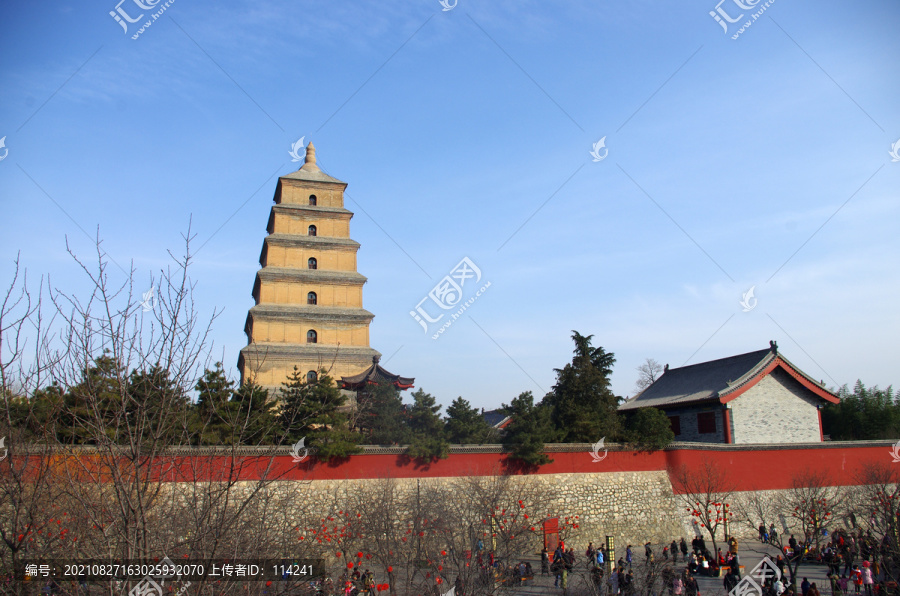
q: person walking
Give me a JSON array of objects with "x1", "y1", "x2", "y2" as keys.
[
  {"x1": 672, "y1": 540, "x2": 679, "y2": 564},
  {"x1": 685, "y1": 574, "x2": 699, "y2": 596},
  {"x1": 645, "y1": 542, "x2": 654, "y2": 563},
  {"x1": 541, "y1": 547, "x2": 550, "y2": 576},
  {"x1": 626, "y1": 545, "x2": 633, "y2": 569},
  {"x1": 680, "y1": 538, "x2": 688, "y2": 561},
  {"x1": 801, "y1": 577, "x2": 810, "y2": 596},
  {"x1": 851, "y1": 566, "x2": 862, "y2": 594},
  {"x1": 862, "y1": 562, "x2": 873, "y2": 596}
]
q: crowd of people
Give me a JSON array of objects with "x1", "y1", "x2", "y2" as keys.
[{"x1": 530, "y1": 527, "x2": 899, "y2": 596}]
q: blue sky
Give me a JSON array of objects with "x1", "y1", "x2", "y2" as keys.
[{"x1": 1, "y1": 0, "x2": 898, "y2": 410}]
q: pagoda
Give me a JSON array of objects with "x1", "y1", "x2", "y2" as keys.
[{"x1": 238, "y1": 143, "x2": 413, "y2": 395}]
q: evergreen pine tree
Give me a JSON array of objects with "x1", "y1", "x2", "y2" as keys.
[
  {"x1": 356, "y1": 381, "x2": 409, "y2": 445},
  {"x1": 444, "y1": 396, "x2": 497, "y2": 444},
  {"x1": 278, "y1": 367, "x2": 361, "y2": 460},
  {"x1": 58, "y1": 353, "x2": 125, "y2": 444},
  {"x1": 407, "y1": 389, "x2": 449, "y2": 461},
  {"x1": 232, "y1": 381, "x2": 277, "y2": 445},
  {"x1": 501, "y1": 391, "x2": 555, "y2": 466},
  {"x1": 624, "y1": 407, "x2": 675, "y2": 451},
  {"x1": 192, "y1": 363, "x2": 237, "y2": 445},
  {"x1": 127, "y1": 364, "x2": 191, "y2": 445}
]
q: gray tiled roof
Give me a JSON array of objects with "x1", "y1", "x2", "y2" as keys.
[{"x1": 618, "y1": 348, "x2": 775, "y2": 410}]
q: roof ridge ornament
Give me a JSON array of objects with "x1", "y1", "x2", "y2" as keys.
[
  {"x1": 300, "y1": 141, "x2": 321, "y2": 172},
  {"x1": 769, "y1": 340, "x2": 778, "y2": 353}
]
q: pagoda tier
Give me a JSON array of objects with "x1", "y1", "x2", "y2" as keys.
[{"x1": 239, "y1": 143, "x2": 383, "y2": 391}]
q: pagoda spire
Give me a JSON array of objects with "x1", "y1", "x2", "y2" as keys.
[{"x1": 299, "y1": 141, "x2": 320, "y2": 172}]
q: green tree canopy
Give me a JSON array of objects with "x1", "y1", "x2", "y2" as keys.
[
  {"x1": 542, "y1": 331, "x2": 621, "y2": 443},
  {"x1": 278, "y1": 367, "x2": 361, "y2": 460},
  {"x1": 191, "y1": 362, "x2": 238, "y2": 445},
  {"x1": 406, "y1": 389, "x2": 449, "y2": 461},
  {"x1": 822, "y1": 381, "x2": 898, "y2": 440},
  {"x1": 501, "y1": 391, "x2": 555, "y2": 466},
  {"x1": 355, "y1": 381, "x2": 409, "y2": 445},
  {"x1": 623, "y1": 407, "x2": 674, "y2": 451},
  {"x1": 444, "y1": 397, "x2": 497, "y2": 444},
  {"x1": 231, "y1": 381, "x2": 277, "y2": 445}
]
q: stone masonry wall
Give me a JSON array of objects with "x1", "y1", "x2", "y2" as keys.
[{"x1": 224, "y1": 470, "x2": 689, "y2": 553}]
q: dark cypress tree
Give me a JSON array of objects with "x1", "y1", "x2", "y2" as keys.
[
  {"x1": 543, "y1": 331, "x2": 621, "y2": 443},
  {"x1": 407, "y1": 389, "x2": 449, "y2": 461}
]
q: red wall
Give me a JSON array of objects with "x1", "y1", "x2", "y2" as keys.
[
  {"x1": 10, "y1": 443, "x2": 889, "y2": 490},
  {"x1": 664, "y1": 444, "x2": 888, "y2": 492}
]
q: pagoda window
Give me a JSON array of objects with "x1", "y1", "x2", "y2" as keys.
[
  {"x1": 307, "y1": 370, "x2": 318, "y2": 383},
  {"x1": 308, "y1": 225, "x2": 317, "y2": 236},
  {"x1": 307, "y1": 330, "x2": 317, "y2": 344},
  {"x1": 307, "y1": 292, "x2": 317, "y2": 305},
  {"x1": 308, "y1": 257, "x2": 317, "y2": 270},
  {"x1": 309, "y1": 194, "x2": 317, "y2": 206}
]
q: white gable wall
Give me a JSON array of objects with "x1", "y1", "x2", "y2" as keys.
[{"x1": 728, "y1": 368, "x2": 822, "y2": 444}]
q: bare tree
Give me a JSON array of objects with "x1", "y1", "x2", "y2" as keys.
[
  {"x1": 0, "y1": 232, "x2": 295, "y2": 595},
  {"x1": 670, "y1": 462, "x2": 736, "y2": 561},
  {"x1": 634, "y1": 358, "x2": 664, "y2": 393},
  {"x1": 852, "y1": 462, "x2": 900, "y2": 587}
]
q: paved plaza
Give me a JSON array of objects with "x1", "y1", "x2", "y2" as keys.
[{"x1": 497, "y1": 541, "x2": 834, "y2": 596}]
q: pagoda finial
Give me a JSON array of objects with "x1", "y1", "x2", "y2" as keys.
[{"x1": 300, "y1": 141, "x2": 320, "y2": 172}]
